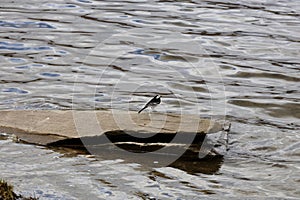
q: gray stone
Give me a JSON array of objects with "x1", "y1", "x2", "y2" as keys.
[{"x1": 0, "y1": 110, "x2": 226, "y2": 146}]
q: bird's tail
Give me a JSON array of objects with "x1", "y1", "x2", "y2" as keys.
[{"x1": 138, "y1": 106, "x2": 147, "y2": 114}]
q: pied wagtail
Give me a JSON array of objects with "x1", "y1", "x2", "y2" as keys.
[{"x1": 138, "y1": 95, "x2": 161, "y2": 114}]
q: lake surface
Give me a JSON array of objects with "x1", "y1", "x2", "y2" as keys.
[{"x1": 0, "y1": 0, "x2": 299, "y2": 199}]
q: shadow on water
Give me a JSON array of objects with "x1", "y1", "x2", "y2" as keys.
[{"x1": 49, "y1": 132, "x2": 224, "y2": 174}]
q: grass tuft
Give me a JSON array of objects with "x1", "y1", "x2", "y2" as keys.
[{"x1": 0, "y1": 179, "x2": 38, "y2": 200}]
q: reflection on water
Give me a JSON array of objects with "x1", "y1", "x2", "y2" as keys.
[
  {"x1": 0, "y1": 137, "x2": 223, "y2": 199},
  {"x1": 0, "y1": 0, "x2": 299, "y2": 198}
]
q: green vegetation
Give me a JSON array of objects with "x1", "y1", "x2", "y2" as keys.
[{"x1": 0, "y1": 179, "x2": 38, "y2": 200}]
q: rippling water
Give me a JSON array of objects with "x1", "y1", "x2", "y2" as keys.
[{"x1": 0, "y1": 0, "x2": 299, "y2": 199}]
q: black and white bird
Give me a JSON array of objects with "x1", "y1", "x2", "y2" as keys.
[{"x1": 138, "y1": 95, "x2": 161, "y2": 114}]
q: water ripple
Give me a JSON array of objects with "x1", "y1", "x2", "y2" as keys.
[
  {"x1": 2, "y1": 87, "x2": 29, "y2": 94},
  {"x1": 0, "y1": 0, "x2": 299, "y2": 198},
  {"x1": 0, "y1": 20, "x2": 55, "y2": 29}
]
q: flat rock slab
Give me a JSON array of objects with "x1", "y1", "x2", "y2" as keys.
[{"x1": 0, "y1": 110, "x2": 226, "y2": 146}]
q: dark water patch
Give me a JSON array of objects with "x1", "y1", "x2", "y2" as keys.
[
  {"x1": 202, "y1": 0, "x2": 265, "y2": 10},
  {"x1": 2, "y1": 87, "x2": 28, "y2": 94},
  {"x1": 15, "y1": 65, "x2": 30, "y2": 69},
  {"x1": 0, "y1": 21, "x2": 55, "y2": 29},
  {"x1": 263, "y1": 8, "x2": 300, "y2": 17},
  {"x1": 109, "y1": 64, "x2": 130, "y2": 72},
  {"x1": 162, "y1": 20, "x2": 199, "y2": 28},
  {"x1": 225, "y1": 115, "x2": 299, "y2": 131},
  {"x1": 0, "y1": 41, "x2": 52, "y2": 51},
  {"x1": 31, "y1": 64, "x2": 44, "y2": 67},
  {"x1": 27, "y1": 17, "x2": 64, "y2": 24},
  {"x1": 64, "y1": 4, "x2": 77, "y2": 8},
  {"x1": 266, "y1": 104, "x2": 300, "y2": 119},
  {"x1": 33, "y1": 46, "x2": 52, "y2": 51},
  {"x1": 183, "y1": 29, "x2": 300, "y2": 43},
  {"x1": 130, "y1": 49, "x2": 161, "y2": 60},
  {"x1": 0, "y1": 78, "x2": 43, "y2": 84},
  {"x1": 160, "y1": 54, "x2": 198, "y2": 62},
  {"x1": 269, "y1": 59, "x2": 300, "y2": 66},
  {"x1": 96, "y1": 178, "x2": 117, "y2": 188},
  {"x1": 203, "y1": 0, "x2": 300, "y2": 18},
  {"x1": 168, "y1": 82, "x2": 209, "y2": 93},
  {"x1": 130, "y1": 48, "x2": 199, "y2": 62},
  {"x1": 0, "y1": 41, "x2": 23, "y2": 47},
  {"x1": 81, "y1": 14, "x2": 139, "y2": 28},
  {"x1": 229, "y1": 99, "x2": 300, "y2": 119},
  {"x1": 57, "y1": 50, "x2": 68, "y2": 55},
  {"x1": 132, "y1": 19, "x2": 155, "y2": 25},
  {"x1": 9, "y1": 57, "x2": 26, "y2": 63},
  {"x1": 229, "y1": 71, "x2": 300, "y2": 82},
  {"x1": 39, "y1": 72, "x2": 61, "y2": 77},
  {"x1": 15, "y1": 64, "x2": 45, "y2": 70},
  {"x1": 0, "y1": 45, "x2": 31, "y2": 51},
  {"x1": 76, "y1": 0, "x2": 92, "y2": 3}
]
